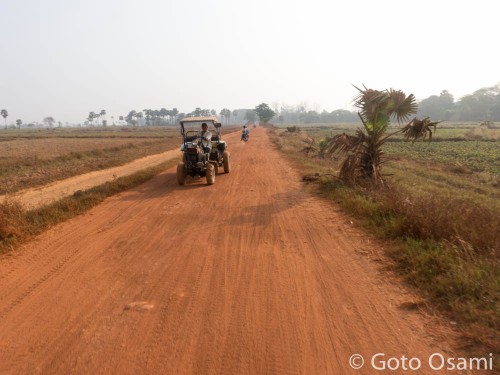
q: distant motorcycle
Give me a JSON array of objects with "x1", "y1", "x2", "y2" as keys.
[{"x1": 241, "y1": 132, "x2": 249, "y2": 142}]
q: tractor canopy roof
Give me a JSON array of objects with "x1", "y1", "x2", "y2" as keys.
[
  {"x1": 179, "y1": 116, "x2": 220, "y2": 126},
  {"x1": 179, "y1": 116, "x2": 222, "y2": 136}
]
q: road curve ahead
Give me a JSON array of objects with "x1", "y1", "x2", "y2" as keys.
[{"x1": 0, "y1": 127, "x2": 462, "y2": 374}]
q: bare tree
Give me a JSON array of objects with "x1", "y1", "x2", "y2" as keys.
[{"x1": 43, "y1": 116, "x2": 55, "y2": 128}]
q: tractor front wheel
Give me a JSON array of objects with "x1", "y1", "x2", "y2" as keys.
[{"x1": 206, "y1": 164, "x2": 215, "y2": 185}]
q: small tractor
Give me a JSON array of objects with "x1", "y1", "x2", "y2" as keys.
[{"x1": 177, "y1": 116, "x2": 231, "y2": 185}]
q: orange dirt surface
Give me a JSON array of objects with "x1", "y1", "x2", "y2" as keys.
[{"x1": 0, "y1": 127, "x2": 470, "y2": 374}]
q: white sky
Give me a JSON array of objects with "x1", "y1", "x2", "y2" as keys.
[{"x1": 0, "y1": 0, "x2": 498, "y2": 124}]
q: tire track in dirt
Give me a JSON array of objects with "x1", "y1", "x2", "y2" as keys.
[{"x1": 0, "y1": 127, "x2": 471, "y2": 374}]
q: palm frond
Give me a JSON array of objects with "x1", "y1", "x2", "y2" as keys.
[
  {"x1": 326, "y1": 131, "x2": 367, "y2": 155},
  {"x1": 402, "y1": 117, "x2": 441, "y2": 143},
  {"x1": 301, "y1": 137, "x2": 318, "y2": 155},
  {"x1": 387, "y1": 89, "x2": 418, "y2": 124},
  {"x1": 338, "y1": 154, "x2": 362, "y2": 183},
  {"x1": 301, "y1": 145, "x2": 318, "y2": 155},
  {"x1": 353, "y1": 86, "x2": 389, "y2": 125}
]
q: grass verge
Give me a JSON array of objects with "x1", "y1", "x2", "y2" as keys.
[
  {"x1": 0, "y1": 159, "x2": 177, "y2": 254},
  {"x1": 268, "y1": 126, "x2": 499, "y2": 360}
]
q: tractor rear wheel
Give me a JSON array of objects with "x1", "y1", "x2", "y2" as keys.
[
  {"x1": 177, "y1": 163, "x2": 186, "y2": 185},
  {"x1": 223, "y1": 151, "x2": 231, "y2": 173}
]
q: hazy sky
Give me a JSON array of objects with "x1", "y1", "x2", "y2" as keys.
[{"x1": 0, "y1": 0, "x2": 498, "y2": 124}]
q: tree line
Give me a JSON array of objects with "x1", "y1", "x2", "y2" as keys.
[
  {"x1": 2, "y1": 83, "x2": 499, "y2": 129},
  {"x1": 270, "y1": 83, "x2": 500, "y2": 124},
  {"x1": 417, "y1": 85, "x2": 500, "y2": 121},
  {"x1": 1, "y1": 109, "x2": 60, "y2": 129},
  {"x1": 122, "y1": 107, "x2": 256, "y2": 126}
]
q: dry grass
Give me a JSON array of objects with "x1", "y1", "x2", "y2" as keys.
[
  {"x1": 1, "y1": 138, "x2": 159, "y2": 159},
  {"x1": 382, "y1": 189, "x2": 499, "y2": 255},
  {"x1": 0, "y1": 127, "x2": 181, "y2": 194},
  {"x1": 0, "y1": 199, "x2": 25, "y2": 244},
  {"x1": 0, "y1": 126, "x2": 173, "y2": 139},
  {"x1": 466, "y1": 126, "x2": 500, "y2": 140}
]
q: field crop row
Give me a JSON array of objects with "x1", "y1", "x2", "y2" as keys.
[{"x1": 383, "y1": 140, "x2": 500, "y2": 174}]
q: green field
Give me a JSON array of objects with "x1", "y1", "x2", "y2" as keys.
[
  {"x1": 383, "y1": 140, "x2": 499, "y2": 174},
  {"x1": 295, "y1": 122, "x2": 500, "y2": 176}
]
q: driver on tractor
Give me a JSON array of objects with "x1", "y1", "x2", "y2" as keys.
[{"x1": 196, "y1": 122, "x2": 212, "y2": 154}]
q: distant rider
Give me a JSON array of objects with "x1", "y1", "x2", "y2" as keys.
[{"x1": 241, "y1": 125, "x2": 249, "y2": 141}]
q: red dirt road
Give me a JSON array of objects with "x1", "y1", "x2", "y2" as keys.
[{"x1": 0, "y1": 127, "x2": 466, "y2": 374}]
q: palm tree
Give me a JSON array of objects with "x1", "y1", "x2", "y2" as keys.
[
  {"x1": 88, "y1": 111, "x2": 96, "y2": 126},
  {"x1": 100, "y1": 109, "x2": 106, "y2": 126},
  {"x1": 327, "y1": 85, "x2": 439, "y2": 186},
  {"x1": 220, "y1": 108, "x2": 231, "y2": 124},
  {"x1": 160, "y1": 108, "x2": 168, "y2": 124},
  {"x1": 1, "y1": 109, "x2": 8, "y2": 129},
  {"x1": 16, "y1": 119, "x2": 22, "y2": 129},
  {"x1": 168, "y1": 110, "x2": 174, "y2": 124}
]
